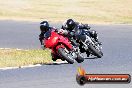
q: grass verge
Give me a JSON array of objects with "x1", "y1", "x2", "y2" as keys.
[
  {"x1": 0, "y1": 48, "x2": 52, "y2": 68},
  {"x1": 0, "y1": 0, "x2": 132, "y2": 24}
]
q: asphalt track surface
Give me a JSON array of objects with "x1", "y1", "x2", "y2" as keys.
[{"x1": 0, "y1": 20, "x2": 132, "y2": 88}]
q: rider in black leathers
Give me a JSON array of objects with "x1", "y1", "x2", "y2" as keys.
[
  {"x1": 39, "y1": 21, "x2": 51, "y2": 48},
  {"x1": 39, "y1": 21, "x2": 58, "y2": 48},
  {"x1": 59, "y1": 19, "x2": 101, "y2": 57},
  {"x1": 39, "y1": 21, "x2": 59, "y2": 61}
]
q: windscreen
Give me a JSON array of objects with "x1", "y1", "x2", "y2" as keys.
[{"x1": 44, "y1": 30, "x2": 51, "y2": 39}]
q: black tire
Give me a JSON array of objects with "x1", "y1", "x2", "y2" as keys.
[
  {"x1": 89, "y1": 43, "x2": 103, "y2": 58},
  {"x1": 58, "y1": 48, "x2": 74, "y2": 64},
  {"x1": 51, "y1": 53, "x2": 59, "y2": 61},
  {"x1": 76, "y1": 54, "x2": 84, "y2": 63}
]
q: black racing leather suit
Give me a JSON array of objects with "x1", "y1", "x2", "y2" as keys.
[
  {"x1": 61, "y1": 22, "x2": 92, "y2": 44},
  {"x1": 61, "y1": 22, "x2": 98, "y2": 55}
]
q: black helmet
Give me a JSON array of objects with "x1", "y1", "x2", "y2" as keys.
[
  {"x1": 65, "y1": 19, "x2": 76, "y2": 30},
  {"x1": 40, "y1": 21, "x2": 49, "y2": 33}
]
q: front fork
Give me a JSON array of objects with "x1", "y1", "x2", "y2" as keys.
[
  {"x1": 65, "y1": 48, "x2": 77, "y2": 60},
  {"x1": 81, "y1": 35, "x2": 93, "y2": 50},
  {"x1": 82, "y1": 35, "x2": 102, "y2": 53}
]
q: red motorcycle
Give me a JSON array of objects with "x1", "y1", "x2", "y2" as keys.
[{"x1": 43, "y1": 29, "x2": 84, "y2": 64}]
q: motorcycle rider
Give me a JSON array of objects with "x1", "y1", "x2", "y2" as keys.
[
  {"x1": 39, "y1": 21, "x2": 50, "y2": 49},
  {"x1": 39, "y1": 21, "x2": 59, "y2": 61},
  {"x1": 59, "y1": 19, "x2": 101, "y2": 57}
]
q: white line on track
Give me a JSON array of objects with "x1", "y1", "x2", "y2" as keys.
[
  {"x1": 0, "y1": 61, "x2": 68, "y2": 70},
  {"x1": 0, "y1": 64, "x2": 42, "y2": 70}
]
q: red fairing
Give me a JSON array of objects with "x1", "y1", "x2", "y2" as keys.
[
  {"x1": 44, "y1": 30, "x2": 73, "y2": 53},
  {"x1": 55, "y1": 35, "x2": 72, "y2": 50},
  {"x1": 44, "y1": 31, "x2": 59, "y2": 48}
]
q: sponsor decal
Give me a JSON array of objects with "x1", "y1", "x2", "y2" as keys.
[{"x1": 76, "y1": 67, "x2": 131, "y2": 85}]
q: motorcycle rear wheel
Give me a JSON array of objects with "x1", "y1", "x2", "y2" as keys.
[{"x1": 76, "y1": 54, "x2": 84, "y2": 63}]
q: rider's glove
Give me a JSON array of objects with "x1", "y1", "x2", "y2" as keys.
[
  {"x1": 58, "y1": 29, "x2": 68, "y2": 35},
  {"x1": 58, "y1": 29, "x2": 64, "y2": 34}
]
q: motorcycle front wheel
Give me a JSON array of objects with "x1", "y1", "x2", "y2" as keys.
[
  {"x1": 58, "y1": 48, "x2": 74, "y2": 64},
  {"x1": 88, "y1": 43, "x2": 103, "y2": 58}
]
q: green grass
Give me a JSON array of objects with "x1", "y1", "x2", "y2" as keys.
[
  {"x1": 0, "y1": 0, "x2": 132, "y2": 24},
  {"x1": 0, "y1": 48, "x2": 52, "y2": 67}
]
